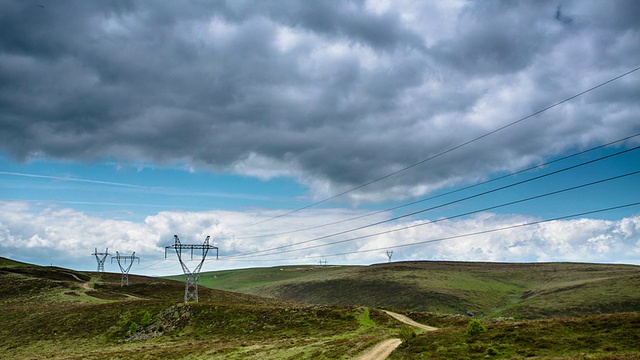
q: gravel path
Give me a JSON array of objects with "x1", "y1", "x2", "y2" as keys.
[
  {"x1": 63, "y1": 272, "x2": 92, "y2": 290},
  {"x1": 382, "y1": 310, "x2": 439, "y2": 331},
  {"x1": 355, "y1": 310, "x2": 438, "y2": 360},
  {"x1": 356, "y1": 338, "x2": 402, "y2": 360}
]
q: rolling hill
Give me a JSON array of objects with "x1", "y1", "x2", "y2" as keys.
[
  {"x1": 190, "y1": 261, "x2": 640, "y2": 319},
  {"x1": 2, "y1": 257, "x2": 640, "y2": 359},
  {"x1": 0, "y1": 258, "x2": 399, "y2": 359}
]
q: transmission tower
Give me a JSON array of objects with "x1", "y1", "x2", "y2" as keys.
[
  {"x1": 111, "y1": 251, "x2": 140, "y2": 286},
  {"x1": 165, "y1": 235, "x2": 218, "y2": 304},
  {"x1": 386, "y1": 250, "x2": 394, "y2": 263},
  {"x1": 319, "y1": 259, "x2": 328, "y2": 277},
  {"x1": 92, "y1": 247, "x2": 110, "y2": 272}
]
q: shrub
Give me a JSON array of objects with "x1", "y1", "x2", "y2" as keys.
[
  {"x1": 141, "y1": 311, "x2": 152, "y2": 326},
  {"x1": 129, "y1": 322, "x2": 138, "y2": 335},
  {"x1": 466, "y1": 319, "x2": 486, "y2": 336},
  {"x1": 486, "y1": 347, "x2": 499, "y2": 356},
  {"x1": 399, "y1": 325, "x2": 417, "y2": 344}
]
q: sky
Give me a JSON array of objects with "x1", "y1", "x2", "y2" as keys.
[{"x1": 1, "y1": 0, "x2": 639, "y2": 276}]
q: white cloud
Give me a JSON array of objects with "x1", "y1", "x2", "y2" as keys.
[
  {"x1": 422, "y1": 215, "x2": 640, "y2": 264},
  {"x1": 1, "y1": 202, "x2": 638, "y2": 275}
]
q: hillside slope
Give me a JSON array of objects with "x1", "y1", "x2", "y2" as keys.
[
  {"x1": 2, "y1": 257, "x2": 640, "y2": 359},
  {"x1": 193, "y1": 261, "x2": 640, "y2": 318},
  {"x1": 0, "y1": 258, "x2": 399, "y2": 359}
]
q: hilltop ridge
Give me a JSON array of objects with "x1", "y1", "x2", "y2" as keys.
[
  {"x1": 2, "y1": 257, "x2": 640, "y2": 359},
  {"x1": 191, "y1": 260, "x2": 640, "y2": 319}
]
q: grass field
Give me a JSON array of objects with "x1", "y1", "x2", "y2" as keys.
[
  {"x1": 0, "y1": 260, "x2": 400, "y2": 359},
  {"x1": 2, "y1": 258, "x2": 640, "y2": 359},
  {"x1": 192, "y1": 261, "x2": 640, "y2": 319},
  {"x1": 389, "y1": 312, "x2": 640, "y2": 359}
]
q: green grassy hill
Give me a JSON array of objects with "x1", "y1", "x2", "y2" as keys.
[
  {"x1": 0, "y1": 258, "x2": 399, "y2": 359},
  {"x1": 191, "y1": 261, "x2": 640, "y2": 319},
  {"x1": 3, "y1": 257, "x2": 640, "y2": 359},
  {"x1": 0, "y1": 256, "x2": 31, "y2": 267},
  {"x1": 389, "y1": 312, "x2": 640, "y2": 359}
]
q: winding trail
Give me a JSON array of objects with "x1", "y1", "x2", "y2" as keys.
[
  {"x1": 63, "y1": 272, "x2": 142, "y2": 299},
  {"x1": 382, "y1": 310, "x2": 439, "y2": 331},
  {"x1": 63, "y1": 272, "x2": 92, "y2": 291},
  {"x1": 356, "y1": 310, "x2": 438, "y2": 360},
  {"x1": 356, "y1": 339, "x2": 402, "y2": 360}
]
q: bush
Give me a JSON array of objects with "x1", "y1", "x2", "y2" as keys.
[
  {"x1": 141, "y1": 311, "x2": 152, "y2": 326},
  {"x1": 129, "y1": 322, "x2": 138, "y2": 335},
  {"x1": 466, "y1": 319, "x2": 486, "y2": 336},
  {"x1": 399, "y1": 325, "x2": 417, "y2": 344}
]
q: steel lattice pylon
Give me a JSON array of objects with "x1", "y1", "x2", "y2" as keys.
[
  {"x1": 92, "y1": 247, "x2": 110, "y2": 272},
  {"x1": 111, "y1": 251, "x2": 140, "y2": 286},
  {"x1": 165, "y1": 235, "x2": 218, "y2": 303}
]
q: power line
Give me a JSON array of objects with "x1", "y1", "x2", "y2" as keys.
[
  {"x1": 134, "y1": 258, "x2": 169, "y2": 271},
  {"x1": 222, "y1": 201, "x2": 640, "y2": 263},
  {"x1": 226, "y1": 145, "x2": 640, "y2": 258},
  {"x1": 229, "y1": 65, "x2": 640, "y2": 232},
  {"x1": 302, "y1": 201, "x2": 640, "y2": 260},
  {"x1": 223, "y1": 133, "x2": 640, "y2": 241},
  {"x1": 224, "y1": 169, "x2": 640, "y2": 259}
]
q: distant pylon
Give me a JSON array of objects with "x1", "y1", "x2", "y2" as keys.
[
  {"x1": 386, "y1": 250, "x2": 393, "y2": 263},
  {"x1": 165, "y1": 235, "x2": 218, "y2": 303},
  {"x1": 319, "y1": 259, "x2": 328, "y2": 277},
  {"x1": 92, "y1": 247, "x2": 110, "y2": 272},
  {"x1": 111, "y1": 251, "x2": 140, "y2": 286}
]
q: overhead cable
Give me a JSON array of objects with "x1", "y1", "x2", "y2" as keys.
[
  {"x1": 229, "y1": 65, "x2": 640, "y2": 232},
  {"x1": 222, "y1": 200, "x2": 640, "y2": 263},
  {"x1": 224, "y1": 169, "x2": 640, "y2": 259},
  {"x1": 225, "y1": 132, "x2": 640, "y2": 241},
  {"x1": 226, "y1": 145, "x2": 640, "y2": 258}
]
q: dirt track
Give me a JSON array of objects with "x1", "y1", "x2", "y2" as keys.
[
  {"x1": 356, "y1": 338, "x2": 402, "y2": 360},
  {"x1": 63, "y1": 272, "x2": 93, "y2": 290},
  {"x1": 382, "y1": 310, "x2": 439, "y2": 331},
  {"x1": 356, "y1": 310, "x2": 438, "y2": 360}
]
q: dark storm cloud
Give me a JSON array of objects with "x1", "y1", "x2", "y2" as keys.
[
  {"x1": 256, "y1": 0, "x2": 426, "y2": 50},
  {"x1": 555, "y1": 6, "x2": 573, "y2": 25},
  {"x1": 1, "y1": 0, "x2": 639, "y2": 202}
]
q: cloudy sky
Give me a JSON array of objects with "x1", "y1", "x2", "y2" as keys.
[{"x1": 1, "y1": 0, "x2": 639, "y2": 276}]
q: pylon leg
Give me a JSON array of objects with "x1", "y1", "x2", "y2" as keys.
[{"x1": 184, "y1": 274, "x2": 199, "y2": 303}]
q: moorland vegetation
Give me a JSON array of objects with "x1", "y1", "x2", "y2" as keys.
[{"x1": 2, "y1": 257, "x2": 639, "y2": 359}]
